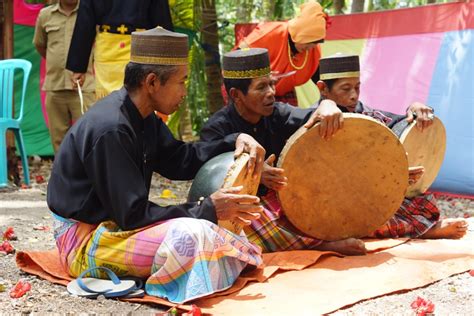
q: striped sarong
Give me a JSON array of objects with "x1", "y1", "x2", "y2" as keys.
[
  {"x1": 52, "y1": 214, "x2": 262, "y2": 303},
  {"x1": 245, "y1": 191, "x2": 440, "y2": 251}
]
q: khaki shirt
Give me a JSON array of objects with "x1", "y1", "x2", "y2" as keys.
[{"x1": 33, "y1": 2, "x2": 94, "y2": 92}]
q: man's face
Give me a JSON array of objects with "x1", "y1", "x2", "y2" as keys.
[
  {"x1": 151, "y1": 65, "x2": 188, "y2": 115},
  {"x1": 321, "y1": 77, "x2": 360, "y2": 112},
  {"x1": 234, "y1": 75, "x2": 276, "y2": 121}
]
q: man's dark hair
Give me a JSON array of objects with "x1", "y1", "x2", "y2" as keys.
[
  {"x1": 223, "y1": 78, "x2": 252, "y2": 101},
  {"x1": 124, "y1": 62, "x2": 178, "y2": 91},
  {"x1": 322, "y1": 79, "x2": 337, "y2": 91}
]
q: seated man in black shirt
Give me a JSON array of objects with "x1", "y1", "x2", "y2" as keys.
[
  {"x1": 200, "y1": 49, "x2": 467, "y2": 257},
  {"x1": 47, "y1": 28, "x2": 266, "y2": 304}
]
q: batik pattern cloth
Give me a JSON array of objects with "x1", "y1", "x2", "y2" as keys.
[{"x1": 52, "y1": 214, "x2": 263, "y2": 303}]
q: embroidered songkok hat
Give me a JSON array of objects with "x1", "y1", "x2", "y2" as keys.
[
  {"x1": 319, "y1": 53, "x2": 360, "y2": 80},
  {"x1": 130, "y1": 27, "x2": 188, "y2": 65},
  {"x1": 222, "y1": 48, "x2": 271, "y2": 79}
]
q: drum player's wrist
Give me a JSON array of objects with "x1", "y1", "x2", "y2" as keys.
[{"x1": 195, "y1": 196, "x2": 218, "y2": 224}]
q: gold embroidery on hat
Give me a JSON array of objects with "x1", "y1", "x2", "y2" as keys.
[
  {"x1": 130, "y1": 55, "x2": 188, "y2": 65},
  {"x1": 320, "y1": 71, "x2": 360, "y2": 80},
  {"x1": 222, "y1": 66, "x2": 271, "y2": 79}
]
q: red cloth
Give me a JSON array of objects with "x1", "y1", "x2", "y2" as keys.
[{"x1": 236, "y1": 22, "x2": 321, "y2": 99}]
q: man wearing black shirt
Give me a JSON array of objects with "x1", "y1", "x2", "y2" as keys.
[
  {"x1": 201, "y1": 50, "x2": 467, "y2": 257},
  {"x1": 48, "y1": 28, "x2": 266, "y2": 303}
]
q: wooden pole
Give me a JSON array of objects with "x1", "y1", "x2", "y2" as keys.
[{"x1": 2, "y1": 0, "x2": 20, "y2": 185}]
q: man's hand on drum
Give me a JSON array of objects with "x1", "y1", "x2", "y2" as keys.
[
  {"x1": 235, "y1": 133, "x2": 266, "y2": 179},
  {"x1": 261, "y1": 154, "x2": 287, "y2": 191},
  {"x1": 71, "y1": 72, "x2": 86, "y2": 89},
  {"x1": 408, "y1": 165, "x2": 425, "y2": 185},
  {"x1": 304, "y1": 99, "x2": 344, "y2": 139},
  {"x1": 406, "y1": 102, "x2": 435, "y2": 132},
  {"x1": 210, "y1": 186, "x2": 263, "y2": 226}
]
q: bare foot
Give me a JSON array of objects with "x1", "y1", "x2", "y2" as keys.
[
  {"x1": 316, "y1": 238, "x2": 367, "y2": 256},
  {"x1": 421, "y1": 218, "x2": 468, "y2": 239}
]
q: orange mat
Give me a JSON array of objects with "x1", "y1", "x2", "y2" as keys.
[{"x1": 16, "y1": 237, "x2": 473, "y2": 314}]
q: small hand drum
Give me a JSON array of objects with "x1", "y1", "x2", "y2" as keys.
[
  {"x1": 277, "y1": 113, "x2": 409, "y2": 241},
  {"x1": 188, "y1": 152, "x2": 261, "y2": 234},
  {"x1": 392, "y1": 117, "x2": 446, "y2": 198}
]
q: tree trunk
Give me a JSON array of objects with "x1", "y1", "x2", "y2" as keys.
[
  {"x1": 426, "y1": 0, "x2": 437, "y2": 4},
  {"x1": 201, "y1": 0, "x2": 223, "y2": 115},
  {"x1": 333, "y1": 0, "x2": 345, "y2": 15},
  {"x1": 351, "y1": 0, "x2": 365, "y2": 13}
]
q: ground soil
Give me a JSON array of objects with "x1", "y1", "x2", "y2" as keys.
[{"x1": 0, "y1": 159, "x2": 473, "y2": 315}]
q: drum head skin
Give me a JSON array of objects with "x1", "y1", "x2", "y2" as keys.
[
  {"x1": 277, "y1": 113, "x2": 409, "y2": 241},
  {"x1": 397, "y1": 117, "x2": 446, "y2": 198},
  {"x1": 188, "y1": 152, "x2": 260, "y2": 234}
]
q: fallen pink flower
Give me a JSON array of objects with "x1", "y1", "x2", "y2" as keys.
[
  {"x1": 9, "y1": 280, "x2": 31, "y2": 298},
  {"x1": 3, "y1": 227, "x2": 17, "y2": 241},
  {"x1": 411, "y1": 296, "x2": 435, "y2": 316},
  {"x1": 33, "y1": 225, "x2": 50, "y2": 231},
  {"x1": 35, "y1": 175, "x2": 45, "y2": 184},
  {"x1": 0, "y1": 241, "x2": 15, "y2": 254}
]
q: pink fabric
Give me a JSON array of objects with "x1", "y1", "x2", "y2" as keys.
[
  {"x1": 360, "y1": 33, "x2": 444, "y2": 114},
  {"x1": 13, "y1": 0, "x2": 43, "y2": 27}
]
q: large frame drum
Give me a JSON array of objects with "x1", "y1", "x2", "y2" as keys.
[
  {"x1": 277, "y1": 113, "x2": 409, "y2": 241},
  {"x1": 188, "y1": 152, "x2": 261, "y2": 234},
  {"x1": 392, "y1": 117, "x2": 446, "y2": 198}
]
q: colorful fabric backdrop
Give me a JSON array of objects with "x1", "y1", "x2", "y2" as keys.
[
  {"x1": 13, "y1": 0, "x2": 52, "y2": 155},
  {"x1": 236, "y1": 2, "x2": 474, "y2": 196}
]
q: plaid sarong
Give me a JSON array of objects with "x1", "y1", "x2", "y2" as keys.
[
  {"x1": 52, "y1": 214, "x2": 262, "y2": 303},
  {"x1": 245, "y1": 190, "x2": 323, "y2": 253},
  {"x1": 246, "y1": 191, "x2": 440, "y2": 251},
  {"x1": 370, "y1": 193, "x2": 440, "y2": 238}
]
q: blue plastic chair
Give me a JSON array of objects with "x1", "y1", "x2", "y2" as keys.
[{"x1": 0, "y1": 59, "x2": 31, "y2": 187}]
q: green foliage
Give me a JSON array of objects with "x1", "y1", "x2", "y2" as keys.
[
  {"x1": 167, "y1": 0, "x2": 209, "y2": 137},
  {"x1": 186, "y1": 36, "x2": 210, "y2": 135},
  {"x1": 169, "y1": 0, "x2": 198, "y2": 31}
]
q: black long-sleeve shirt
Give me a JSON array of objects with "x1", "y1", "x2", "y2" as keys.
[
  {"x1": 201, "y1": 102, "x2": 314, "y2": 160},
  {"x1": 47, "y1": 88, "x2": 239, "y2": 230},
  {"x1": 66, "y1": 0, "x2": 173, "y2": 73},
  {"x1": 200, "y1": 101, "x2": 406, "y2": 195}
]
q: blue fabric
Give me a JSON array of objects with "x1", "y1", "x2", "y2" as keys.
[{"x1": 427, "y1": 30, "x2": 474, "y2": 195}]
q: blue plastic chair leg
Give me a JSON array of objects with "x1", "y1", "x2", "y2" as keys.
[
  {"x1": 0, "y1": 129, "x2": 8, "y2": 187},
  {"x1": 14, "y1": 129, "x2": 30, "y2": 185}
]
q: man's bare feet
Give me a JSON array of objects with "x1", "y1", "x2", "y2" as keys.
[
  {"x1": 421, "y1": 218, "x2": 468, "y2": 239},
  {"x1": 316, "y1": 238, "x2": 367, "y2": 256}
]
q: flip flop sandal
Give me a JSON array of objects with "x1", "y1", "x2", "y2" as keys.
[{"x1": 67, "y1": 266, "x2": 137, "y2": 298}]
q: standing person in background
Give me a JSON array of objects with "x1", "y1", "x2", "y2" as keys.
[
  {"x1": 33, "y1": 0, "x2": 95, "y2": 153},
  {"x1": 66, "y1": 0, "x2": 173, "y2": 99},
  {"x1": 236, "y1": 0, "x2": 327, "y2": 106}
]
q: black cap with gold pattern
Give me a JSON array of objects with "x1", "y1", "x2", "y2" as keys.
[
  {"x1": 222, "y1": 48, "x2": 271, "y2": 79},
  {"x1": 319, "y1": 53, "x2": 360, "y2": 80},
  {"x1": 130, "y1": 27, "x2": 188, "y2": 65}
]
